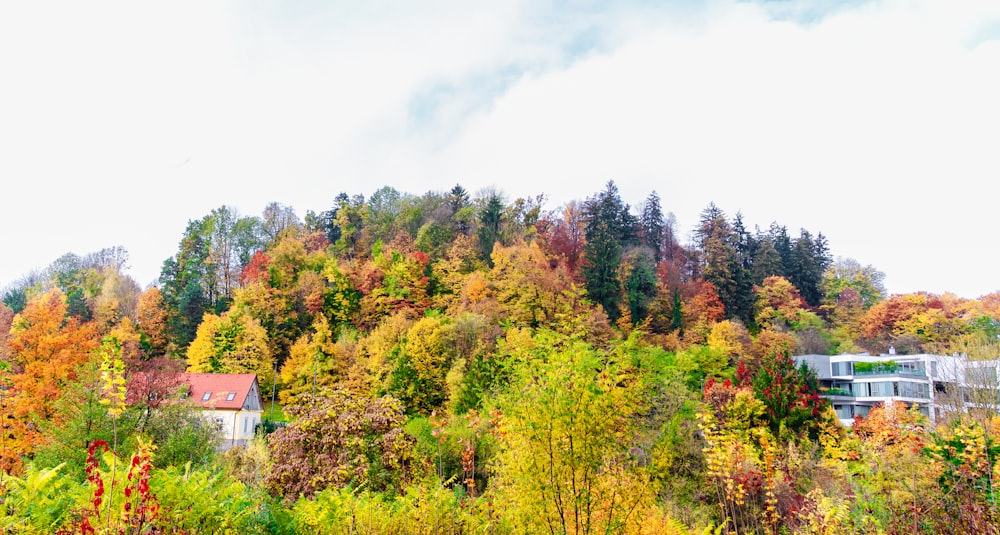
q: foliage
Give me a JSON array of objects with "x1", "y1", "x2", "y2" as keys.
[
  {"x1": 583, "y1": 180, "x2": 637, "y2": 321},
  {"x1": 6, "y1": 289, "x2": 100, "y2": 457},
  {"x1": 738, "y1": 350, "x2": 827, "y2": 438},
  {"x1": 265, "y1": 390, "x2": 415, "y2": 500},
  {"x1": 186, "y1": 311, "x2": 274, "y2": 388},
  {"x1": 851, "y1": 360, "x2": 897, "y2": 374},
  {"x1": 490, "y1": 330, "x2": 651, "y2": 533},
  {"x1": 7, "y1": 184, "x2": 1000, "y2": 534}
]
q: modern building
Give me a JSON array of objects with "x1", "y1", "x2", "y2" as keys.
[{"x1": 794, "y1": 350, "x2": 1000, "y2": 426}]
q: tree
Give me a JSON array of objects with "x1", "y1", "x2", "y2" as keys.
[
  {"x1": 681, "y1": 281, "x2": 726, "y2": 343},
  {"x1": 491, "y1": 331, "x2": 649, "y2": 533},
  {"x1": 694, "y1": 204, "x2": 749, "y2": 323},
  {"x1": 488, "y1": 242, "x2": 575, "y2": 329},
  {"x1": 786, "y1": 230, "x2": 831, "y2": 308},
  {"x1": 6, "y1": 289, "x2": 99, "y2": 449},
  {"x1": 159, "y1": 219, "x2": 213, "y2": 349},
  {"x1": 477, "y1": 193, "x2": 505, "y2": 265},
  {"x1": 582, "y1": 181, "x2": 637, "y2": 321},
  {"x1": 91, "y1": 267, "x2": 142, "y2": 333},
  {"x1": 385, "y1": 315, "x2": 453, "y2": 415},
  {"x1": 186, "y1": 312, "x2": 274, "y2": 388},
  {"x1": 0, "y1": 303, "x2": 13, "y2": 361},
  {"x1": 821, "y1": 257, "x2": 886, "y2": 310},
  {"x1": 448, "y1": 184, "x2": 474, "y2": 235},
  {"x1": 265, "y1": 390, "x2": 415, "y2": 499},
  {"x1": 751, "y1": 235, "x2": 784, "y2": 285},
  {"x1": 622, "y1": 247, "x2": 658, "y2": 325},
  {"x1": 537, "y1": 201, "x2": 587, "y2": 279},
  {"x1": 278, "y1": 315, "x2": 355, "y2": 407},
  {"x1": 261, "y1": 202, "x2": 301, "y2": 245},
  {"x1": 205, "y1": 206, "x2": 263, "y2": 302},
  {"x1": 136, "y1": 288, "x2": 168, "y2": 357},
  {"x1": 639, "y1": 191, "x2": 666, "y2": 263},
  {"x1": 706, "y1": 320, "x2": 751, "y2": 361},
  {"x1": 753, "y1": 276, "x2": 822, "y2": 332},
  {"x1": 738, "y1": 350, "x2": 826, "y2": 437}
]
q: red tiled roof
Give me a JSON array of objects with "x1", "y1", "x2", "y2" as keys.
[{"x1": 183, "y1": 373, "x2": 258, "y2": 410}]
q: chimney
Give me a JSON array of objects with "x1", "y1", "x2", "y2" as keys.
[{"x1": 888, "y1": 346, "x2": 896, "y2": 355}]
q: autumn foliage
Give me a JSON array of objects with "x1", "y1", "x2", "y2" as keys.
[{"x1": 3, "y1": 183, "x2": 1000, "y2": 534}]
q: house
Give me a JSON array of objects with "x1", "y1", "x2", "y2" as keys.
[
  {"x1": 795, "y1": 350, "x2": 1000, "y2": 426},
  {"x1": 182, "y1": 373, "x2": 264, "y2": 449}
]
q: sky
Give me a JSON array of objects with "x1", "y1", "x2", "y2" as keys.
[{"x1": 1, "y1": 0, "x2": 998, "y2": 298}]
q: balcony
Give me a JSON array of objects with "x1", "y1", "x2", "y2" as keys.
[{"x1": 851, "y1": 360, "x2": 926, "y2": 378}]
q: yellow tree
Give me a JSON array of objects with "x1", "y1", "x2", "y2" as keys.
[
  {"x1": 384, "y1": 315, "x2": 452, "y2": 415},
  {"x1": 754, "y1": 276, "x2": 822, "y2": 332},
  {"x1": 186, "y1": 311, "x2": 273, "y2": 388},
  {"x1": 491, "y1": 330, "x2": 651, "y2": 534},
  {"x1": 488, "y1": 242, "x2": 574, "y2": 328},
  {"x1": 706, "y1": 320, "x2": 751, "y2": 362},
  {"x1": 278, "y1": 315, "x2": 357, "y2": 406}
]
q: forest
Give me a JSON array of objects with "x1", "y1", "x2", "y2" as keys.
[{"x1": 1, "y1": 180, "x2": 999, "y2": 534}]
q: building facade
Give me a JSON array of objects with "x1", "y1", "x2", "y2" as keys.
[{"x1": 794, "y1": 351, "x2": 1000, "y2": 426}]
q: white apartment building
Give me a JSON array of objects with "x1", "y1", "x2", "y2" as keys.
[{"x1": 794, "y1": 350, "x2": 1000, "y2": 426}]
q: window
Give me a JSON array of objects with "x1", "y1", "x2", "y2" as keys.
[
  {"x1": 831, "y1": 362, "x2": 852, "y2": 376},
  {"x1": 226, "y1": 392, "x2": 236, "y2": 402},
  {"x1": 202, "y1": 392, "x2": 212, "y2": 401}
]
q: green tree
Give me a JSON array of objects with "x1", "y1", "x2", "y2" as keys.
[
  {"x1": 787, "y1": 229, "x2": 831, "y2": 307},
  {"x1": 640, "y1": 191, "x2": 666, "y2": 263},
  {"x1": 821, "y1": 257, "x2": 886, "y2": 310},
  {"x1": 385, "y1": 315, "x2": 453, "y2": 415},
  {"x1": 583, "y1": 180, "x2": 637, "y2": 321},
  {"x1": 623, "y1": 247, "x2": 658, "y2": 324},
  {"x1": 694, "y1": 203, "x2": 742, "y2": 322},
  {"x1": 477, "y1": 193, "x2": 504, "y2": 265}
]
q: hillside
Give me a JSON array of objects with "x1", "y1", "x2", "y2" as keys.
[{"x1": 1, "y1": 180, "x2": 999, "y2": 533}]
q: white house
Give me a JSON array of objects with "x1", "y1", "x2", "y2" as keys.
[{"x1": 182, "y1": 373, "x2": 264, "y2": 448}]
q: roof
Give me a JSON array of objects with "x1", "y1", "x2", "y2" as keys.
[{"x1": 182, "y1": 373, "x2": 258, "y2": 410}]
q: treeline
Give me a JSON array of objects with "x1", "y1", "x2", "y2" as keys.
[{"x1": 2, "y1": 180, "x2": 1000, "y2": 533}]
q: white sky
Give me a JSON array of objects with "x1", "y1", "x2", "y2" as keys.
[{"x1": 1, "y1": 0, "x2": 998, "y2": 298}]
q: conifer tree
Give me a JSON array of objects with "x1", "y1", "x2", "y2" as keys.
[
  {"x1": 639, "y1": 191, "x2": 665, "y2": 263},
  {"x1": 582, "y1": 181, "x2": 637, "y2": 321}
]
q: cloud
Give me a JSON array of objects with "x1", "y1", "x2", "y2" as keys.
[{"x1": 1, "y1": 0, "x2": 998, "y2": 299}]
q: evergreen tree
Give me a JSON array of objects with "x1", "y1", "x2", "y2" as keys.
[
  {"x1": 477, "y1": 193, "x2": 504, "y2": 265},
  {"x1": 730, "y1": 213, "x2": 756, "y2": 324},
  {"x1": 769, "y1": 223, "x2": 793, "y2": 276},
  {"x1": 751, "y1": 235, "x2": 784, "y2": 284},
  {"x1": 787, "y1": 230, "x2": 830, "y2": 307},
  {"x1": 159, "y1": 219, "x2": 213, "y2": 351},
  {"x1": 582, "y1": 181, "x2": 636, "y2": 321},
  {"x1": 623, "y1": 248, "x2": 658, "y2": 324},
  {"x1": 639, "y1": 191, "x2": 665, "y2": 263},
  {"x1": 694, "y1": 203, "x2": 740, "y2": 321}
]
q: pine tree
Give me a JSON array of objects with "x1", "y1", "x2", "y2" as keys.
[
  {"x1": 477, "y1": 194, "x2": 504, "y2": 265},
  {"x1": 694, "y1": 203, "x2": 740, "y2": 321},
  {"x1": 583, "y1": 181, "x2": 637, "y2": 321},
  {"x1": 639, "y1": 191, "x2": 665, "y2": 263}
]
